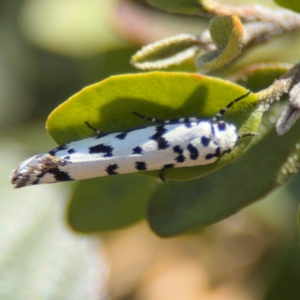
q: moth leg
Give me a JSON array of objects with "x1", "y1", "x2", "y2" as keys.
[
  {"x1": 158, "y1": 164, "x2": 175, "y2": 182},
  {"x1": 158, "y1": 168, "x2": 166, "y2": 182},
  {"x1": 85, "y1": 121, "x2": 107, "y2": 138}
]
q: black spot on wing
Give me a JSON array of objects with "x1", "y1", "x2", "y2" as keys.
[
  {"x1": 201, "y1": 136, "x2": 211, "y2": 147},
  {"x1": 205, "y1": 147, "x2": 221, "y2": 160},
  {"x1": 214, "y1": 146, "x2": 221, "y2": 157},
  {"x1": 151, "y1": 126, "x2": 169, "y2": 150},
  {"x1": 115, "y1": 132, "x2": 127, "y2": 140},
  {"x1": 184, "y1": 118, "x2": 192, "y2": 128},
  {"x1": 135, "y1": 161, "x2": 147, "y2": 171},
  {"x1": 48, "y1": 168, "x2": 73, "y2": 182},
  {"x1": 223, "y1": 148, "x2": 232, "y2": 154},
  {"x1": 173, "y1": 145, "x2": 185, "y2": 163},
  {"x1": 49, "y1": 144, "x2": 68, "y2": 156},
  {"x1": 173, "y1": 145, "x2": 182, "y2": 154},
  {"x1": 68, "y1": 149, "x2": 76, "y2": 154},
  {"x1": 132, "y1": 146, "x2": 143, "y2": 155},
  {"x1": 89, "y1": 143, "x2": 113, "y2": 157},
  {"x1": 187, "y1": 143, "x2": 199, "y2": 160},
  {"x1": 217, "y1": 122, "x2": 227, "y2": 131},
  {"x1": 175, "y1": 155, "x2": 185, "y2": 163},
  {"x1": 205, "y1": 153, "x2": 213, "y2": 160},
  {"x1": 157, "y1": 138, "x2": 169, "y2": 150},
  {"x1": 105, "y1": 164, "x2": 119, "y2": 175},
  {"x1": 58, "y1": 144, "x2": 68, "y2": 151}
]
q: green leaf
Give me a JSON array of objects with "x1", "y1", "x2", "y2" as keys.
[
  {"x1": 146, "y1": 0, "x2": 204, "y2": 15},
  {"x1": 273, "y1": 0, "x2": 300, "y2": 13},
  {"x1": 68, "y1": 174, "x2": 157, "y2": 232},
  {"x1": 196, "y1": 15, "x2": 244, "y2": 71},
  {"x1": 229, "y1": 62, "x2": 292, "y2": 92},
  {"x1": 47, "y1": 72, "x2": 261, "y2": 182},
  {"x1": 148, "y1": 101, "x2": 300, "y2": 236},
  {"x1": 146, "y1": 65, "x2": 299, "y2": 237},
  {"x1": 263, "y1": 235, "x2": 300, "y2": 300},
  {"x1": 297, "y1": 205, "x2": 300, "y2": 233},
  {"x1": 147, "y1": 78, "x2": 300, "y2": 237},
  {"x1": 131, "y1": 34, "x2": 201, "y2": 70}
]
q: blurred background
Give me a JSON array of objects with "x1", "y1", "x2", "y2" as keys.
[{"x1": 1, "y1": 0, "x2": 300, "y2": 299}]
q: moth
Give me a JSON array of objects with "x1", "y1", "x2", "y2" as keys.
[{"x1": 11, "y1": 91, "x2": 255, "y2": 188}]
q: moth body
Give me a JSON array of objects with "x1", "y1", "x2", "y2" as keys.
[{"x1": 11, "y1": 91, "x2": 253, "y2": 188}]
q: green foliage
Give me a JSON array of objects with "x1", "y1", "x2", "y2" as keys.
[
  {"x1": 6, "y1": 1, "x2": 300, "y2": 299},
  {"x1": 45, "y1": 0, "x2": 300, "y2": 234},
  {"x1": 59, "y1": 62, "x2": 300, "y2": 236},
  {"x1": 8, "y1": 0, "x2": 300, "y2": 237},
  {"x1": 196, "y1": 15, "x2": 244, "y2": 71}
]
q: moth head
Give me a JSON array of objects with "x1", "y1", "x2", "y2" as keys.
[{"x1": 214, "y1": 122, "x2": 239, "y2": 154}]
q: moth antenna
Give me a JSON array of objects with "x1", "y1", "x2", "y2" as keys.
[
  {"x1": 132, "y1": 112, "x2": 166, "y2": 124},
  {"x1": 85, "y1": 121, "x2": 106, "y2": 137},
  {"x1": 211, "y1": 91, "x2": 251, "y2": 122}
]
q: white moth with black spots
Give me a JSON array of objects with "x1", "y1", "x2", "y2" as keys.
[{"x1": 11, "y1": 91, "x2": 255, "y2": 188}]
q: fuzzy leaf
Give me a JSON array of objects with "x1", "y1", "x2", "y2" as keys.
[
  {"x1": 196, "y1": 15, "x2": 244, "y2": 71},
  {"x1": 47, "y1": 72, "x2": 260, "y2": 182},
  {"x1": 273, "y1": 0, "x2": 300, "y2": 13},
  {"x1": 68, "y1": 174, "x2": 157, "y2": 232},
  {"x1": 130, "y1": 34, "x2": 201, "y2": 70},
  {"x1": 229, "y1": 62, "x2": 292, "y2": 92}
]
